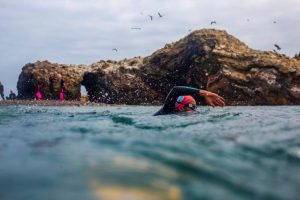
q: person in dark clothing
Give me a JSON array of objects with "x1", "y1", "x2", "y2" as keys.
[
  {"x1": 154, "y1": 86, "x2": 225, "y2": 116},
  {"x1": 60, "y1": 79, "x2": 65, "y2": 91},
  {"x1": 0, "y1": 81, "x2": 4, "y2": 100},
  {"x1": 59, "y1": 78, "x2": 65, "y2": 100},
  {"x1": 49, "y1": 73, "x2": 55, "y2": 99},
  {"x1": 6, "y1": 90, "x2": 17, "y2": 100}
]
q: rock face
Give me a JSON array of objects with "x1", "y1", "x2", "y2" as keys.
[
  {"x1": 17, "y1": 29, "x2": 300, "y2": 105},
  {"x1": 141, "y1": 29, "x2": 300, "y2": 105},
  {"x1": 17, "y1": 61, "x2": 87, "y2": 100},
  {"x1": 81, "y1": 58, "x2": 162, "y2": 104}
]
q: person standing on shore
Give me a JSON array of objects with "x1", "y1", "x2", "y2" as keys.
[
  {"x1": 0, "y1": 81, "x2": 5, "y2": 100},
  {"x1": 59, "y1": 76, "x2": 65, "y2": 101},
  {"x1": 35, "y1": 77, "x2": 43, "y2": 100},
  {"x1": 49, "y1": 72, "x2": 55, "y2": 99},
  {"x1": 6, "y1": 90, "x2": 17, "y2": 100}
]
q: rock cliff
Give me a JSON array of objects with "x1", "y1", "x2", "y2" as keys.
[
  {"x1": 17, "y1": 29, "x2": 300, "y2": 105},
  {"x1": 81, "y1": 58, "x2": 162, "y2": 104},
  {"x1": 17, "y1": 60, "x2": 87, "y2": 100},
  {"x1": 141, "y1": 29, "x2": 300, "y2": 105}
]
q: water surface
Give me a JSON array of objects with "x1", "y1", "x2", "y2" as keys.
[{"x1": 0, "y1": 106, "x2": 300, "y2": 200}]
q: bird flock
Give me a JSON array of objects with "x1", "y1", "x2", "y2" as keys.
[
  {"x1": 112, "y1": 12, "x2": 164, "y2": 52},
  {"x1": 112, "y1": 13, "x2": 282, "y2": 53},
  {"x1": 208, "y1": 20, "x2": 281, "y2": 52}
]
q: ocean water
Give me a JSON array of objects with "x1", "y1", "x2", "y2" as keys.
[{"x1": 0, "y1": 106, "x2": 300, "y2": 200}]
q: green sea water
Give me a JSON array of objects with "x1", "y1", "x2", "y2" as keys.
[{"x1": 0, "y1": 106, "x2": 300, "y2": 200}]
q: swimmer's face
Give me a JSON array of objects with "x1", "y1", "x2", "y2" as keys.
[
  {"x1": 178, "y1": 103, "x2": 197, "y2": 112},
  {"x1": 175, "y1": 96, "x2": 197, "y2": 112}
]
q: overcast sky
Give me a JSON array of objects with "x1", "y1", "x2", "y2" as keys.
[{"x1": 0, "y1": 0, "x2": 300, "y2": 95}]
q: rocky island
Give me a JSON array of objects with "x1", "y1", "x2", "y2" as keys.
[{"x1": 16, "y1": 29, "x2": 300, "y2": 105}]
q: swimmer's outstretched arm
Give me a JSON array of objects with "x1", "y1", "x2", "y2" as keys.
[{"x1": 199, "y1": 90, "x2": 225, "y2": 107}]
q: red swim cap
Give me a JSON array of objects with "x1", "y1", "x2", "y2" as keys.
[{"x1": 175, "y1": 95, "x2": 196, "y2": 111}]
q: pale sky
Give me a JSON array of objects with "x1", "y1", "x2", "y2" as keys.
[{"x1": 0, "y1": 0, "x2": 299, "y2": 96}]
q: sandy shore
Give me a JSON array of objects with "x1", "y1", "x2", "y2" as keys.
[{"x1": 0, "y1": 100, "x2": 110, "y2": 107}]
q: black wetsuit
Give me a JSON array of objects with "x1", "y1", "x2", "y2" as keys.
[
  {"x1": 49, "y1": 77, "x2": 54, "y2": 98},
  {"x1": 60, "y1": 80, "x2": 65, "y2": 91},
  {"x1": 7, "y1": 92, "x2": 17, "y2": 100},
  {"x1": 154, "y1": 86, "x2": 201, "y2": 116},
  {"x1": 35, "y1": 80, "x2": 42, "y2": 87}
]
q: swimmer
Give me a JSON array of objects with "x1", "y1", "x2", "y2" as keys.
[{"x1": 154, "y1": 86, "x2": 225, "y2": 115}]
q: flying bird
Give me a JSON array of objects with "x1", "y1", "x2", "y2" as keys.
[
  {"x1": 112, "y1": 48, "x2": 118, "y2": 52},
  {"x1": 274, "y1": 44, "x2": 281, "y2": 51},
  {"x1": 273, "y1": 21, "x2": 277, "y2": 24},
  {"x1": 210, "y1": 21, "x2": 216, "y2": 25},
  {"x1": 149, "y1": 15, "x2": 153, "y2": 21},
  {"x1": 158, "y1": 12, "x2": 163, "y2": 18},
  {"x1": 131, "y1": 27, "x2": 142, "y2": 30}
]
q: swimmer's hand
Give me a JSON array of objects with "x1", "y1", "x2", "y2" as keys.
[{"x1": 200, "y1": 90, "x2": 225, "y2": 107}]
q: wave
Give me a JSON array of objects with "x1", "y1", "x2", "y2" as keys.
[
  {"x1": 110, "y1": 115, "x2": 135, "y2": 125},
  {"x1": 135, "y1": 148, "x2": 260, "y2": 199},
  {"x1": 70, "y1": 126, "x2": 100, "y2": 134},
  {"x1": 30, "y1": 137, "x2": 65, "y2": 148}
]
